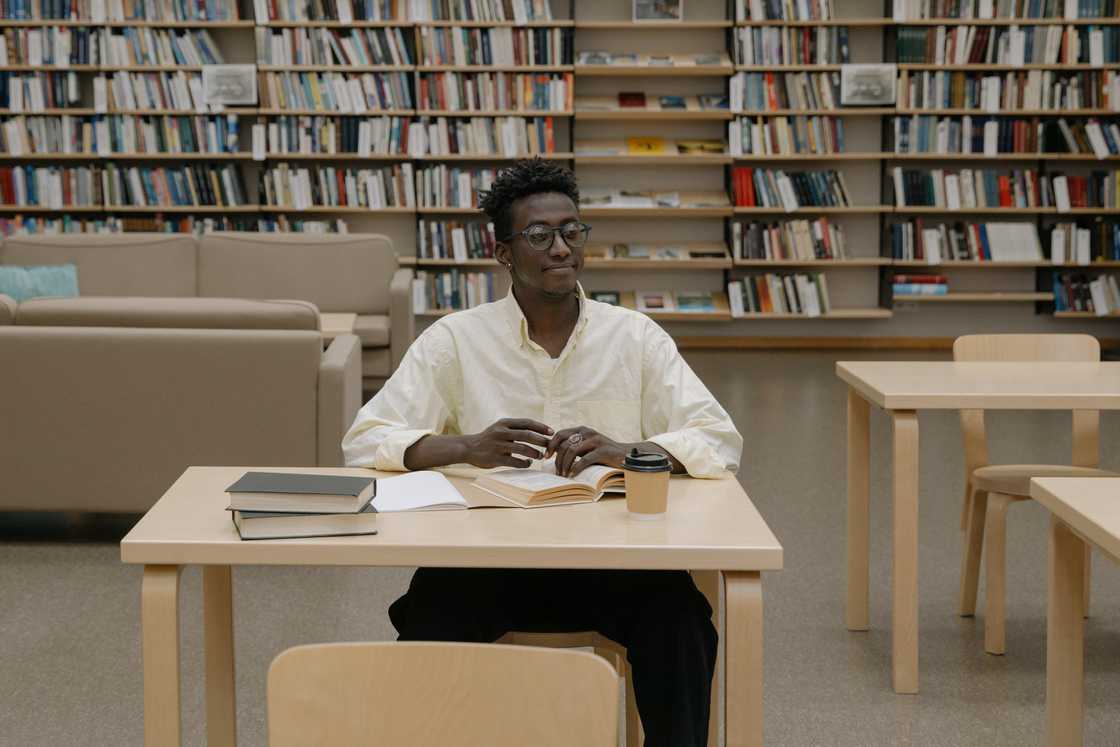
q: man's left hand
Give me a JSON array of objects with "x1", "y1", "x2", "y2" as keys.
[{"x1": 545, "y1": 426, "x2": 630, "y2": 478}]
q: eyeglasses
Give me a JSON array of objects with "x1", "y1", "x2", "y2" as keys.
[{"x1": 503, "y1": 221, "x2": 591, "y2": 252}]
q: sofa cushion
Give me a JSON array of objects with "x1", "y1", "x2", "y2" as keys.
[
  {"x1": 354, "y1": 314, "x2": 391, "y2": 346},
  {"x1": 0, "y1": 263, "x2": 79, "y2": 302},
  {"x1": 16, "y1": 297, "x2": 320, "y2": 331},
  {"x1": 0, "y1": 294, "x2": 15, "y2": 325},
  {"x1": 198, "y1": 232, "x2": 398, "y2": 314},
  {"x1": 362, "y1": 346, "x2": 393, "y2": 377},
  {"x1": 0, "y1": 233, "x2": 196, "y2": 297}
]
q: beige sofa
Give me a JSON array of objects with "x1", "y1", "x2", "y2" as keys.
[
  {"x1": 0, "y1": 232, "x2": 413, "y2": 390},
  {"x1": 0, "y1": 295, "x2": 361, "y2": 513}
]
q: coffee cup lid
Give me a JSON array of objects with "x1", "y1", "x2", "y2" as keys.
[{"x1": 624, "y1": 448, "x2": 671, "y2": 472}]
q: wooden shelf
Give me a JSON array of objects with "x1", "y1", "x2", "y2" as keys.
[
  {"x1": 899, "y1": 17, "x2": 1120, "y2": 26},
  {"x1": 576, "y1": 109, "x2": 733, "y2": 120},
  {"x1": 264, "y1": 152, "x2": 411, "y2": 160},
  {"x1": 0, "y1": 108, "x2": 98, "y2": 115},
  {"x1": 733, "y1": 108, "x2": 897, "y2": 116},
  {"x1": 417, "y1": 308, "x2": 459, "y2": 316},
  {"x1": 577, "y1": 64, "x2": 734, "y2": 77},
  {"x1": 734, "y1": 258, "x2": 889, "y2": 267},
  {"x1": 896, "y1": 207, "x2": 1120, "y2": 214},
  {"x1": 735, "y1": 18, "x2": 891, "y2": 27},
  {"x1": 0, "y1": 64, "x2": 99, "y2": 71},
  {"x1": 575, "y1": 153, "x2": 732, "y2": 165},
  {"x1": 0, "y1": 205, "x2": 104, "y2": 212},
  {"x1": 1054, "y1": 311, "x2": 1120, "y2": 318},
  {"x1": 0, "y1": 152, "x2": 252, "y2": 160},
  {"x1": 621, "y1": 291, "x2": 733, "y2": 322},
  {"x1": 418, "y1": 65, "x2": 572, "y2": 72},
  {"x1": 899, "y1": 63, "x2": 1120, "y2": 70},
  {"x1": 416, "y1": 206, "x2": 482, "y2": 214},
  {"x1": 401, "y1": 256, "x2": 735, "y2": 270},
  {"x1": 889, "y1": 152, "x2": 1120, "y2": 160},
  {"x1": 103, "y1": 20, "x2": 254, "y2": 27},
  {"x1": 259, "y1": 65, "x2": 413, "y2": 72},
  {"x1": 416, "y1": 109, "x2": 573, "y2": 117},
  {"x1": 576, "y1": 20, "x2": 732, "y2": 28},
  {"x1": 414, "y1": 20, "x2": 575, "y2": 27},
  {"x1": 106, "y1": 205, "x2": 258, "y2": 213},
  {"x1": 893, "y1": 260, "x2": 1050, "y2": 268},
  {"x1": 734, "y1": 64, "x2": 841, "y2": 71},
  {"x1": 894, "y1": 292, "x2": 1052, "y2": 302},
  {"x1": 895, "y1": 109, "x2": 1119, "y2": 116},
  {"x1": 260, "y1": 206, "x2": 415, "y2": 213},
  {"x1": 260, "y1": 19, "x2": 411, "y2": 27},
  {"x1": 256, "y1": 109, "x2": 417, "y2": 116},
  {"x1": 414, "y1": 152, "x2": 574, "y2": 160},
  {"x1": 734, "y1": 308, "x2": 894, "y2": 319},
  {"x1": 581, "y1": 206, "x2": 733, "y2": 217},
  {"x1": 101, "y1": 65, "x2": 205, "y2": 71},
  {"x1": 733, "y1": 152, "x2": 887, "y2": 160},
  {"x1": 732, "y1": 206, "x2": 890, "y2": 214}
]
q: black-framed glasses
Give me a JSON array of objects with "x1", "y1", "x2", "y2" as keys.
[{"x1": 502, "y1": 221, "x2": 591, "y2": 252}]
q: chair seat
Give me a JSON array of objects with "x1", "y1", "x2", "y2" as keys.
[{"x1": 972, "y1": 464, "x2": 1119, "y2": 498}]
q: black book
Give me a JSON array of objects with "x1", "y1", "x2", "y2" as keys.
[
  {"x1": 226, "y1": 471, "x2": 376, "y2": 513},
  {"x1": 232, "y1": 499, "x2": 378, "y2": 540}
]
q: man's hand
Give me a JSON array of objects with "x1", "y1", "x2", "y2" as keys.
[
  {"x1": 462, "y1": 418, "x2": 553, "y2": 469},
  {"x1": 545, "y1": 426, "x2": 629, "y2": 478}
]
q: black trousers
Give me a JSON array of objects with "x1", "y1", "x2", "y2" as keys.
[{"x1": 388, "y1": 567, "x2": 718, "y2": 747}]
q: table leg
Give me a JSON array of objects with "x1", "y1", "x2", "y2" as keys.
[
  {"x1": 691, "y1": 570, "x2": 724, "y2": 747},
  {"x1": 725, "y1": 571, "x2": 762, "y2": 747},
  {"x1": 204, "y1": 565, "x2": 237, "y2": 747},
  {"x1": 1047, "y1": 517, "x2": 1085, "y2": 747},
  {"x1": 892, "y1": 411, "x2": 919, "y2": 694},
  {"x1": 142, "y1": 565, "x2": 182, "y2": 747},
  {"x1": 847, "y1": 388, "x2": 871, "y2": 632}
]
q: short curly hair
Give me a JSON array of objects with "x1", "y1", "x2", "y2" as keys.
[{"x1": 479, "y1": 158, "x2": 580, "y2": 241}]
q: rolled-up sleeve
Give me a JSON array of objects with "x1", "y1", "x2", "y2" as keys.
[
  {"x1": 639, "y1": 322, "x2": 742, "y2": 478},
  {"x1": 342, "y1": 324, "x2": 460, "y2": 471}
]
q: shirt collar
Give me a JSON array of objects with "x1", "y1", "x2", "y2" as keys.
[{"x1": 500, "y1": 283, "x2": 590, "y2": 351}]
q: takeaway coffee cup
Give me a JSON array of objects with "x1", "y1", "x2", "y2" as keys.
[{"x1": 623, "y1": 449, "x2": 671, "y2": 519}]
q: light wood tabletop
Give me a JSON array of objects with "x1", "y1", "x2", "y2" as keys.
[
  {"x1": 837, "y1": 361, "x2": 1120, "y2": 695},
  {"x1": 1030, "y1": 477, "x2": 1120, "y2": 747},
  {"x1": 319, "y1": 312, "x2": 357, "y2": 341},
  {"x1": 121, "y1": 466, "x2": 782, "y2": 747},
  {"x1": 837, "y1": 362, "x2": 1120, "y2": 410}
]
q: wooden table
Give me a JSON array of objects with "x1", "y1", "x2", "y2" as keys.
[
  {"x1": 121, "y1": 466, "x2": 782, "y2": 747},
  {"x1": 319, "y1": 312, "x2": 357, "y2": 341},
  {"x1": 1031, "y1": 477, "x2": 1120, "y2": 747},
  {"x1": 837, "y1": 361, "x2": 1120, "y2": 694}
]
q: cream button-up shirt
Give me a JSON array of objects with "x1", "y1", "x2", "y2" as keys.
[{"x1": 342, "y1": 287, "x2": 742, "y2": 478}]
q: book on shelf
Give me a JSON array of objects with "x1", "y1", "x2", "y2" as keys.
[
  {"x1": 232, "y1": 502, "x2": 378, "y2": 540},
  {"x1": 260, "y1": 162, "x2": 415, "y2": 208},
  {"x1": 226, "y1": 471, "x2": 376, "y2": 513},
  {"x1": 730, "y1": 115, "x2": 844, "y2": 155},
  {"x1": 417, "y1": 217, "x2": 497, "y2": 259},
  {"x1": 257, "y1": 215, "x2": 351, "y2": 233},
  {"x1": 735, "y1": 0, "x2": 835, "y2": 21},
  {"x1": 733, "y1": 217, "x2": 849, "y2": 260},
  {"x1": 408, "y1": 115, "x2": 555, "y2": 157},
  {"x1": 893, "y1": 279, "x2": 949, "y2": 296},
  {"x1": 893, "y1": 0, "x2": 1118, "y2": 20},
  {"x1": 102, "y1": 162, "x2": 248, "y2": 207},
  {"x1": 104, "y1": 71, "x2": 208, "y2": 112},
  {"x1": 727, "y1": 272, "x2": 832, "y2": 316},
  {"x1": 674, "y1": 291, "x2": 718, "y2": 313},
  {"x1": 589, "y1": 290, "x2": 620, "y2": 305},
  {"x1": 407, "y1": 0, "x2": 554, "y2": 23},
  {"x1": 0, "y1": 164, "x2": 101, "y2": 207},
  {"x1": 0, "y1": 71, "x2": 81, "y2": 112},
  {"x1": 259, "y1": 70, "x2": 412, "y2": 112},
  {"x1": 412, "y1": 268, "x2": 498, "y2": 312},
  {"x1": 894, "y1": 273, "x2": 948, "y2": 283},
  {"x1": 256, "y1": 0, "x2": 405, "y2": 22},
  {"x1": 635, "y1": 290, "x2": 675, "y2": 312},
  {"x1": 257, "y1": 27, "x2": 415, "y2": 67},
  {"x1": 415, "y1": 163, "x2": 495, "y2": 208},
  {"x1": 889, "y1": 219, "x2": 1043, "y2": 261},
  {"x1": 470, "y1": 461, "x2": 624, "y2": 508},
  {"x1": 418, "y1": 71, "x2": 572, "y2": 112},
  {"x1": 418, "y1": 26, "x2": 571, "y2": 67},
  {"x1": 256, "y1": 114, "x2": 409, "y2": 156},
  {"x1": 0, "y1": 215, "x2": 120, "y2": 235},
  {"x1": 0, "y1": 27, "x2": 97, "y2": 67},
  {"x1": 1050, "y1": 219, "x2": 1120, "y2": 262},
  {"x1": 618, "y1": 91, "x2": 646, "y2": 108},
  {"x1": 732, "y1": 167, "x2": 852, "y2": 210},
  {"x1": 106, "y1": 0, "x2": 241, "y2": 21},
  {"x1": 579, "y1": 189, "x2": 730, "y2": 209},
  {"x1": 897, "y1": 24, "x2": 1120, "y2": 66},
  {"x1": 1053, "y1": 271, "x2": 1120, "y2": 314},
  {"x1": 576, "y1": 51, "x2": 729, "y2": 68},
  {"x1": 574, "y1": 93, "x2": 714, "y2": 113},
  {"x1": 733, "y1": 26, "x2": 850, "y2": 67},
  {"x1": 99, "y1": 28, "x2": 225, "y2": 67},
  {"x1": 730, "y1": 70, "x2": 842, "y2": 112},
  {"x1": 890, "y1": 166, "x2": 1120, "y2": 209},
  {"x1": 626, "y1": 136, "x2": 666, "y2": 154},
  {"x1": 897, "y1": 69, "x2": 1120, "y2": 113},
  {"x1": 892, "y1": 114, "x2": 1120, "y2": 157}
]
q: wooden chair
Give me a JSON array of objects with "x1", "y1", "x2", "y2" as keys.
[
  {"x1": 267, "y1": 641, "x2": 619, "y2": 747},
  {"x1": 501, "y1": 570, "x2": 724, "y2": 747},
  {"x1": 955, "y1": 334, "x2": 1117, "y2": 655}
]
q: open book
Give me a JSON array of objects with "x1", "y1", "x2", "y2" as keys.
[{"x1": 471, "y1": 463, "x2": 625, "y2": 508}]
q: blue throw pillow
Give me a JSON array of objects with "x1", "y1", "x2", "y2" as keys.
[{"x1": 0, "y1": 264, "x2": 80, "y2": 302}]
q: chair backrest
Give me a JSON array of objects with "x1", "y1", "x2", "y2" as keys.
[
  {"x1": 953, "y1": 334, "x2": 1102, "y2": 471},
  {"x1": 267, "y1": 642, "x2": 619, "y2": 747}
]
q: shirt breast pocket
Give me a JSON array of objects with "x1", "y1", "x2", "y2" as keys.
[{"x1": 575, "y1": 400, "x2": 643, "y2": 443}]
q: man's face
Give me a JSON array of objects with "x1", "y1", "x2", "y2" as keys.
[{"x1": 499, "y1": 192, "x2": 584, "y2": 298}]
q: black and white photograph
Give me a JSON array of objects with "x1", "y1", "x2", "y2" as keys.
[
  {"x1": 202, "y1": 64, "x2": 258, "y2": 106},
  {"x1": 840, "y1": 63, "x2": 897, "y2": 106},
  {"x1": 633, "y1": 0, "x2": 682, "y2": 22}
]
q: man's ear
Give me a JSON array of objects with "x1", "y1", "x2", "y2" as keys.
[{"x1": 495, "y1": 242, "x2": 512, "y2": 268}]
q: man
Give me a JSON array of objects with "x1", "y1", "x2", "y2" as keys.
[{"x1": 343, "y1": 159, "x2": 742, "y2": 747}]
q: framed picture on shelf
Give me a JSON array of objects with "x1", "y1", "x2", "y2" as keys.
[
  {"x1": 590, "y1": 291, "x2": 621, "y2": 306},
  {"x1": 203, "y1": 65, "x2": 258, "y2": 106},
  {"x1": 840, "y1": 64, "x2": 897, "y2": 106},
  {"x1": 633, "y1": 0, "x2": 682, "y2": 22}
]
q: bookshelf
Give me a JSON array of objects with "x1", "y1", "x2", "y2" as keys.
[{"x1": 1, "y1": 0, "x2": 1118, "y2": 337}]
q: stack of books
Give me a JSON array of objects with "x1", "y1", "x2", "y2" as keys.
[
  {"x1": 1053, "y1": 272, "x2": 1120, "y2": 315},
  {"x1": 227, "y1": 472, "x2": 377, "y2": 540},
  {"x1": 892, "y1": 273, "x2": 948, "y2": 298}
]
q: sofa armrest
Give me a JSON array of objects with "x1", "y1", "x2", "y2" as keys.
[
  {"x1": 317, "y1": 333, "x2": 362, "y2": 467},
  {"x1": 0, "y1": 294, "x2": 15, "y2": 325},
  {"x1": 389, "y1": 267, "x2": 414, "y2": 371}
]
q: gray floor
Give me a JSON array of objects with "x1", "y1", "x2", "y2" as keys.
[{"x1": 2, "y1": 350, "x2": 1118, "y2": 747}]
